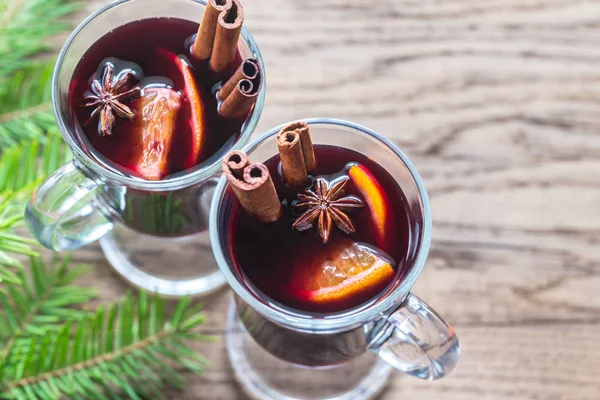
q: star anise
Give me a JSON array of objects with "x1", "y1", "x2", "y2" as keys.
[
  {"x1": 81, "y1": 63, "x2": 141, "y2": 136},
  {"x1": 293, "y1": 177, "x2": 364, "y2": 244}
]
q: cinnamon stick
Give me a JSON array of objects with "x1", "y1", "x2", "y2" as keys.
[
  {"x1": 191, "y1": 0, "x2": 244, "y2": 74},
  {"x1": 224, "y1": 150, "x2": 250, "y2": 180},
  {"x1": 218, "y1": 59, "x2": 262, "y2": 119},
  {"x1": 218, "y1": 58, "x2": 259, "y2": 101},
  {"x1": 277, "y1": 130, "x2": 307, "y2": 187},
  {"x1": 223, "y1": 151, "x2": 282, "y2": 223},
  {"x1": 191, "y1": 0, "x2": 232, "y2": 62},
  {"x1": 276, "y1": 121, "x2": 316, "y2": 186},
  {"x1": 210, "y1": 0, "x2": 244, "y2": 74},
  {"x1": 282, "y1": 121, "x2": 315, "y2": 172}
]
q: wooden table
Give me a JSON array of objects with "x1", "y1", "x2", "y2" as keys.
[{"x1": 66, "y1": 0, "x2": 600, "y2": 399}]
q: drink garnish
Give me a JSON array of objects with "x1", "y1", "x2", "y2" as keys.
[
  {"x1": 347, "y1": 163, "x2": 395, "y2": 249},
  {"x1": 129, "y1": 88, "x2": 182, "y2": 180},
  {"x1": 217, "y1": 58, "x2": 262, "y2": 119},
  {"x1": 218, "y1": 58, "x2": 259, "y2": 100},
  {"x1": 192, "y1": 0, "x2": 244, "y2": 74},
  {"x1": 222, "y1": 150, "x2": 282, "y2": 223},
  {"x1": 293, "y1": 177, "x2": 364, "y2": 244},
  {"x1": 154, "y1": 48, "x2": 206, "y2": 170},
  {"x1": 277, "y1": 121, "x2": 316, "y2": 186},
  {"x1": 224, "y1": 120, "x2": 315, "y2": 223},
  {"x1": 294, "y1": 241, "x2": 395, "y2": 305},
  {"x1": 81, "y1": 62, "x2": 141, "y2": 136}
]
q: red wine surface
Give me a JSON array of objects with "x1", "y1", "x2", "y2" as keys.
[
  {"x1": 69, "y1": 17, "x2": 244, "y2": 178},
  {"x1": 229, "y1": 145, "x2": 414, "y2": 314}
]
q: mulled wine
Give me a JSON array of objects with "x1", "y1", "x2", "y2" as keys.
[
  {"x1": 69, "y1": 7, "x2": 258, "y2": 181},
  {"x1": 227, "y1": 144, "x2": 411, "y2": 313}
]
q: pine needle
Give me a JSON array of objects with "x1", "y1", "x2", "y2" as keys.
[
  {"x1": 0, "y1": 0, "x2": 81, "y2": 285},
  {"x1": 0, "y1": 254, "x2": 95, "y2": 372},
  {"x1": 0, "y1": 0, "x2": 81, "y2": 77},
  {"x1": 0, "y1": 0, "x2": 82, "y2": 146},
  {"x1": 0, "y1": 61, "x2": 55, "y2": 148},
  {"x1": 0, "y1": 291, "x2": 211, "y2": 399},
  {"x1": 0, "y1": 130, "x2": 70, "y2": 193},
  {"x1": 0, "y1": 132, "x2": 71, "y2": 285}
]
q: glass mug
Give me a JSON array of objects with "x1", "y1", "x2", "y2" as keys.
[
  {"x1": 25, "y1": 0, "x2": 265, "y2": 296},
  {"x1": 210, "y1": 119, "x2": 460, "y2": 400}
]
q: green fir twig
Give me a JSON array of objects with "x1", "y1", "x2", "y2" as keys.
[
  {"x1": 0, "y1": 61, "x2": 55, "y2": 148},
  {"x1": 0, "y1": 255, "x2": 95, "y2": 372},
  {"x1": 0, "y1": 0, "x2": 80, "y2": 285},
  {"x1": 0, "y1": 0, "x2": 82, "y2": 146},
  {"x1": 0, "y1": 132, "x2": 71, "y2": 285},
  {"x1": 0, "y1": 0, "x2": 81, "y2": 77},
  {"x1": 0, "y1": 292, "x2": 210, "y2": 400}
]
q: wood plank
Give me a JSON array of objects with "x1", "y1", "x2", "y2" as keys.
[{"x1": 54, "y1": 0, "x2": 600, "y2": 398}]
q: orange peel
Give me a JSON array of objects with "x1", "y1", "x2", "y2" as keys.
[
  {"x1": 131, "y1": 88, "x2": 182, "y2": 180},
  {"x1": 155, "y1": 48, "x2": 206, "y2": 170},
  {"x1": 347, "y1": 163, "x2": 392, "y2": 248},
  {"x1": 302, "y1": 242, "x2": 396, "y2": 305},
  {"x1": 309, "y1": 258, "x2": 395, "y2": 304}
]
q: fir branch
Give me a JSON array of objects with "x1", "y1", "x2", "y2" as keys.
[
  {"x1": 0, "y1": 255, "x2": 95, "y2": 371},
  {"x1": 0, "y1": 130, "x2": 70, "y2": 194},
  {"x1": 0, "y1": 132, "x2": 71, "y2": 285},
  {"x1": 0, "y1": 194, "x2": 32, "y2": 286},
  {"x1": 0, "y1": 292, "x2": 210, "y2": 400},
  {"x1": 0, "y1": 0, "x2": 81, "y2": 77},
  {"x1": 0, "y1": 61, "x2": 55, "y2": 147},
  {"x1": 0, "y1": 0, "x2": 81, "y2": 146}
]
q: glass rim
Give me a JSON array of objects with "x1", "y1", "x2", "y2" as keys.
[
  {"x1": 209, "y1": 118, "x2": 433, "y2": 332},
  {"x1": 52, "y1": 0, "x2": 266, "y2": 191}
]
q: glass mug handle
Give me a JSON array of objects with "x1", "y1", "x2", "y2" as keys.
[
  {"x1": 370, "y1": 293, "x2": 460, "y2": 380},
  {"x1": 25, "y1": 161, "x2": 114, "y2": 251}
]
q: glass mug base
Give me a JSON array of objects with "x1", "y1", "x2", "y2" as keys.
[
  {"x1": 99, "y1": 224, "x2": 225, "y2": 296},
  {"x1": 226, "y1": 300, "x2": 394, "y2": 400}
]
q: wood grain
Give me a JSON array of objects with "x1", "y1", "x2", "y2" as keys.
[{"x1": 59, "y1": 0, "x2": 600, "y2": 399}]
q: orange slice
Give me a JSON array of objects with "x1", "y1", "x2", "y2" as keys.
[
  {"x1": 130, "y1": 88, "x2": 182, "y2": 180},
  {"x1": 155, "y1": 48, "x2": 206, "y2": 170},
  {"x1": 347, "y1": 163, "x2": 394, "y2": 249},
  {"x1": 302, "y1": 242, "x2": 396, "y2": 305}
]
